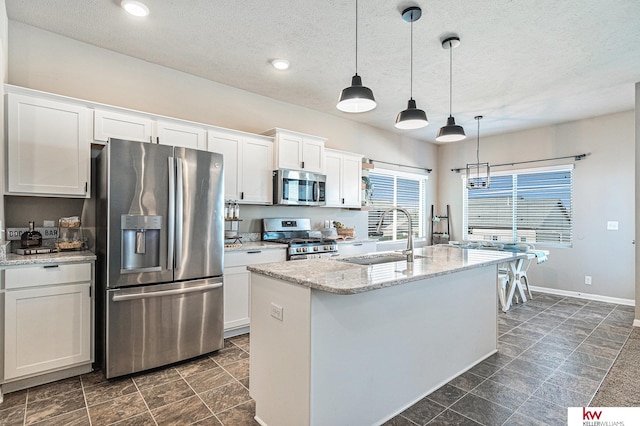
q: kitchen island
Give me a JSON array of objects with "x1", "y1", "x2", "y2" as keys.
[{"x1": 247, "y1": 245, "x2": 525, "y2": 426}]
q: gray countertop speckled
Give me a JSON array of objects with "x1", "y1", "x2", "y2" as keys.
[
  {"x1": 224, "y1": 241, "x2": 287, "y2": 252},
  {"x1": 247, "y1": 246, "x2": 526, "y2": 294},
  {"x1": 0, "y1": 250, "x2": 97, "y2": 266}
]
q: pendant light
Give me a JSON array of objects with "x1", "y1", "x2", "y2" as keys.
[
  {"x1": 436, "y1": 36, "x2": 466, "y2": 142},
  {"x1": 395, "y1": 7, "x2": 428, "y2": 130},
  {"x1": 337, "y1": 0, "x2": 376, "y2": 113},
  {"x1": 466, "y1": 116, "x2": 490, "y2": 189}
]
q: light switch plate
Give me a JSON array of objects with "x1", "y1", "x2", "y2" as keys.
[{"x1": 607, "y1": 221, "x2": 619, "y2": 231}]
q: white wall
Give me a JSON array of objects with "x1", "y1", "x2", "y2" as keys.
[
  {"x1": 438, "y1": 111, "x2": 635, "y2": 301},
  {"x1": 6, "y1": 21, "x2": 437, "y2": 237},
  {"x1": 635, "y1": 81, "x2": 639, "y2": 320},
  {"x1": 0, "y1": 0, "x2": 7, "y2": 232}
]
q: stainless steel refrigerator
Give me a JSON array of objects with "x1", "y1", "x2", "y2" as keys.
[{"x1": 96, "y1": 139, "x2": 224, "y2": 379}]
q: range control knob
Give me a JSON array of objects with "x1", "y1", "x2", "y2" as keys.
[{"x1": 313, "y1": 246, "x2": 319, "y2": 251}]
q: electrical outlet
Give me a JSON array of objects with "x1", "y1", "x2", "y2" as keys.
[
  {"x1": 270, "y1": 303, "x2": 284, "y2": 321},
  {"x1": 585, "y1": 276, "x2": 592, "y2": 285},
  {"x1": 607, "y1": 221, "x2": 619, "y2": 231}
]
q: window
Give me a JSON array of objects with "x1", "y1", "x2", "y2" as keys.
[
  {"x1": 367, "y1": 169, "x2": 427, "y2": 241},
  {"x1": 463, "y1": 165, "x2": 573, "y2": 246}
]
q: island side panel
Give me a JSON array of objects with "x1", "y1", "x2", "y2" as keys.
[
  {"x1": 309, "y1": 266, "x2": 498, "y2": 426},
  {"x1": 250, "y1": 274, "x2": 312, "y2": 426}
]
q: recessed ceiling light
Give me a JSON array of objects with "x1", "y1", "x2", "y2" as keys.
[
  {"x1": 121, "y1": 0, "x2": 149, "y2": 17},
  {"x1": 271, "y1": 59, "x2": 290, "y2": 70}
]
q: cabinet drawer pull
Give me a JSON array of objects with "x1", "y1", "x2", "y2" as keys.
[
  {"x1": 353, "y1": 243, "x2": 363, "y2": 246},
  {"x1": 246, "y1": 250, "x2": 262, "y2": 254},
  {"x1": 43, "y1": 265, "x2": 60, "y2": 269},
  {"x1": 301, "y1": 161, "x2": 305, "y2": 169}
]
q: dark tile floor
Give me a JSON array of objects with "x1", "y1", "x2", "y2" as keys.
[
  {"x1": 0, "y1": 334, "x2": 254, "y2": 425},
  {"x1": 384, "y1": 293, "x2": 635, "y2": 426},
  {"x1": 0, "y1": 293, "x2": 634, "y2": 425}
]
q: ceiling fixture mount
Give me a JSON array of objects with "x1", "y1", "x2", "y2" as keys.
[
  {"x1": 466, "y1": 115, "x2": 490, "y2": 189},
  {"x1": 337, "y1": 0, "x2": 376, "y2": 113},
  {"x1": 271, "y1": 59, "x2": 290, "y2": 70},
  {"x1": 395, "y1": 6, "x2": 428, "y2": 130},
  {"x1": 436, "y1": 35, "x2": 466, "y2": 142},
  {"x1": 121, "y1": 0, "x2": 149, "y2": 17}
]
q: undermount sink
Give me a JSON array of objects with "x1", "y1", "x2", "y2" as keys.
[{"x1": 338, "y1": 253, "x2": 423, "y2": 265}]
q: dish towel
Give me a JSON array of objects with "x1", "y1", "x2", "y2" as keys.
[{"x1": 530, "y1": 250, "x2": 548, "y2": 264}]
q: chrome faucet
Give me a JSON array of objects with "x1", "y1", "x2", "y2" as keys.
[{"x1": 376, "y1": 207, "x2": 414, "y2": 262}]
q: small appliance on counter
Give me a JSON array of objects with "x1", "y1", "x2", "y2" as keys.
[{"x1": 6, "y1": 221, "x2": 58, "y2": 255}]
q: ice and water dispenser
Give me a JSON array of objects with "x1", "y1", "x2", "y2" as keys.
[{"x1": 121, "y1": 215, "x2": 162, "y2": 272}]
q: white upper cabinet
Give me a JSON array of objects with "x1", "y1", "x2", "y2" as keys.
[
  {"x1": 263, "y1": 128, "x2": 325, "y2": 173},
  {"x1": 240, "y1": 136, "x2": 274, "y2": 204},
  {"x1": 156, "y1": 120, "x2": 207, "y2": 150},
  {"x1": 94, "y1": 109, "x2": 153, "y2": 143},
  {"x1": 324, "y1": 149, "x2": 362, "y2": 208},
  {"x1": 6, "y1": 93, "x2": 91, "y2": 197},
  {"x1": 208, "y1": 129, "x2": 273, "y2": 204}
]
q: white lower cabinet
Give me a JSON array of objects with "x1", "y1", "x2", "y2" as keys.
[
  {"x1": 2, "y1": 262, "x2": 93, "y2": 382},
  {"x1": 223, "y1": 249, "x2": 286, "y2": 334}
]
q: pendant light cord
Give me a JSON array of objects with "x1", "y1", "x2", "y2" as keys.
[
  {"x1": 449, "y1": 42, "x2": 453, "y2": 117},
  {"x1": 476, "y1": 117, "x2": 480, "y2": 165},
  {"x1": 355, "y1": 0, "x2": 358, "y2": 74},
  {"x1": 410, "y1": 18, "x2": 413, "y2": 98}
]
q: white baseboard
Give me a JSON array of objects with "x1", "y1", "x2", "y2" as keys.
[
  {"x1": 529, "y1": 285, "x2": 635, "y2": 306},
  {"x1": 633, "y1": 319, "x2": 640, "y2": 328}
]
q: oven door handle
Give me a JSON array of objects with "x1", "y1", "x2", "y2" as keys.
[{"x1": 112, "y1": 282, "x2": 223, "y2": 302}]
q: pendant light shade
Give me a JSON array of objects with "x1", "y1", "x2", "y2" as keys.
[
  {"x1": 395, "y1": 99, "x2": 429, "y2": 130},
  {"x1": 395, "y1": 7, "x2": 428, "y2": 130},
  {"x1": 436, "y1": 36, "x2": 466, "y2": 142},
  {"x1": 337, "y1": 74, "x2": 377, "y2": 113},
  {"x1": 337, "y1": 0, "x2": 376, "y2": 113},
  {"x1": 436, "y1": 116, "x2": 466, "y2": 142}
]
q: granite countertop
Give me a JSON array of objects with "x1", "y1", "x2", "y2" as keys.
[
  {"x1": 247, "y1": 245, "x2": 526, "y2": 295},
  {"x1": 0, "y1": 250, "x2": 97, "y2": 266},
  {"x1": 224, "y1": 241, "x2": 287, "y2": 252}
]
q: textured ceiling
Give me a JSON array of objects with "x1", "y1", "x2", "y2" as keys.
[{"x1": 6, "y1": 0, "x2": 640, "y2": 143}]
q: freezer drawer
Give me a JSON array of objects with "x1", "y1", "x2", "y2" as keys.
[{"x1": 105, "y1": 278, "x2": 223, "y2": 378}]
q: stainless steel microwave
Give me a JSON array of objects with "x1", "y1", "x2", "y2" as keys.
[{"x1": 273, "y1": 169, "x2": 326, "y2": 206}]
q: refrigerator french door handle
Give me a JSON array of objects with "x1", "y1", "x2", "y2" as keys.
[
  {"x1": 111, "y1": 281, "x2": 223, "y2": 302},
  {"x1": 175, "y1": 157, "x2": 184, "y2": 269},
  {"x1": 167, "y1": 157, "x2": 176, "y2": 270}
]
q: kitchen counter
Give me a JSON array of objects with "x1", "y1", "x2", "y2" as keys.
[
  {"x1": 247, "y1": 245, "x2": 523, "y2": 294},
  {"x1": 249, "y1": 245, "x2": 522, "y2": 425},
  {"x1": 0, "y1": 250, "x2": 96, "y2": 266},
  {"x1": 224, "y1": 241, "x2": 287, "y2": 252}
]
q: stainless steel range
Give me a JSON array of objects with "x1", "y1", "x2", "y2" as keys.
[{"x1": 262, "y1": 218, "x2": 337, "y2": 260}]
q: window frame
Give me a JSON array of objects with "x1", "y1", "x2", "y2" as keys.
[
  {"x1": 462, "y1": 164, "x2": 574, "y2": 248},
  {"x1": 367, "y1": 168, "x2": 428, "y2": 242}
]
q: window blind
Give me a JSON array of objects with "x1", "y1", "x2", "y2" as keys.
[
  {"x1": 464, "y1": 167, "x2": 573, "y2": 246},
  {"x1": 367, "y1": 170, "x2": 426, "y2": 241}
]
